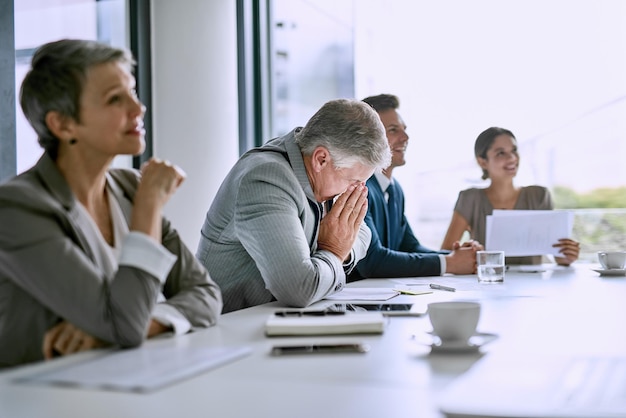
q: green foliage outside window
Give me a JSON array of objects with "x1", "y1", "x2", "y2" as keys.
[
  {"x1": 553, "y1": 186, "x2": 626, "y2": 209},
  {"x1": 553, "y1": 186, "x2": 626, "y2": 262}
]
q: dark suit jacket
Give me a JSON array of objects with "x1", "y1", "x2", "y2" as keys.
[
  {"x1": 352, "y1": 176, "x2": 448, "y2": 279},
  {"x1": 0, "y1": 154, "x2": 222, "y2": 368}
]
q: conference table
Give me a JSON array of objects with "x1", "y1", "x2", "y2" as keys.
[{"x1": 1, "y1": 263, "x2": 625, "y2": 418}]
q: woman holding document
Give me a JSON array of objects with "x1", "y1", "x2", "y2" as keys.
[{"x1": 441, "y1": 127, "x2": 579, "y2": 265}]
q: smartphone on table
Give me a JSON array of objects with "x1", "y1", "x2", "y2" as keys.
[{"x1": 270, "y1": 343, "x2": 369, "y2": 356}]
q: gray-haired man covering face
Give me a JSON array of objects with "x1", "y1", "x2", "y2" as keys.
[{"x1": 196, "y1": 99, "x2": 391, "y2": 313}]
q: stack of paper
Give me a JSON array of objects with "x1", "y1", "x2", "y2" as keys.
[
  {"x1": 265, "y1": 312, "x2": 386, "y2": 336},
  {"x1": 486, "y1": 210, "x2": 574, "y2": 256}
]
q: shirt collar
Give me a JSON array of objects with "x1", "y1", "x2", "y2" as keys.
[{"x1": 374, "y1": 171, "x2": 392, "y2": 192}]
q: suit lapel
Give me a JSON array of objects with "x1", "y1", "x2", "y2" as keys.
[
  {"x1": 105, "y1": 172, "x2": 133, "y2": 225},
  {"x1": 33, "y1": 154, "x2": 99, "y2": 263},
  {"x1": 367, "y1": 176, "x2": 393, "y2": 247}
]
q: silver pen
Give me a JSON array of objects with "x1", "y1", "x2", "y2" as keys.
[{"x1": 429, "y1": 283, "x2": 456, "y2": 292}]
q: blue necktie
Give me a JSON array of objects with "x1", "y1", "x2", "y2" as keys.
[{"x1": 386, "y1": 182, "x2": 400, "y2": 248}]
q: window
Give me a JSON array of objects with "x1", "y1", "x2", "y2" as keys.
[
  {"x1": 270, "y1": 0, "x2": 355, "y2": 137},
  {"x1": 14, "y1": 0, "x2": 130, "y2": 174},
  {"x1": 268, "y1": 0, "x2": 626, "y2": 261}
]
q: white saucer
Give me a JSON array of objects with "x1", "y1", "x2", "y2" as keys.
[
  {"x1": 592, "y1": 268, "x2": 626, "y2": 277},
  {"x1": 422, "y1": 332, "x2": 498, "y2": 353}
]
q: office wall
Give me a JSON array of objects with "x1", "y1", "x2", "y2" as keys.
[{"x1": 151, "y1": 0, "x2": 239, "y2": 249}]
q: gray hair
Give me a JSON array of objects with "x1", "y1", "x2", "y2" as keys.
[
  {"x1": 295, "y1": 99, "x2": 391, "y2": 170},
  {"x1": 19, "y1": 39, "x2": 135, "y2": 160}
]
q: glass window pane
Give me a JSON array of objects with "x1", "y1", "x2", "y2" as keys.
[
  {"x1": 270, "y1": 0, "x2": 354, "y2": 137},
  {"x1": 14, "y1": 0, "x2": 129, "y2": 173},
  {"x1": 267, "y1": 0, "x2": 626, "y2": 262},
  {"x1": 353, "y1": 0, "x2": 626, "y2": 261}
]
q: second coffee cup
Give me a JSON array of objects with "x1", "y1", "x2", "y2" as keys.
[
  {"x1": 427, "y1": 301, "x2": 481, "y2": 344},
  {"x1": 598, "y1": 251, "x2": 626, "y2": 270}
]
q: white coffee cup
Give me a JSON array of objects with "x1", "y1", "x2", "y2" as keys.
[
  {"x1": 598, "y1": 251, "x2": 626, "y2": 270},
  {"x1": 427, "y1": 301, "x2": 481, "y2": 343}
]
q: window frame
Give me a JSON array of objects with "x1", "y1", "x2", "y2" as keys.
[{"x1": 0, "y1": 0, "x2": 16, "y2": 183}]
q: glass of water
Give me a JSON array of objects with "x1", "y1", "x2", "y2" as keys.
[{"x1": 477, "y1": 251, "x2": 505, "y2": 283}]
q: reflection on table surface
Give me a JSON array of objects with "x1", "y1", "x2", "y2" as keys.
[{"x1": 1, "y1": 263, "x2": 624, "y2": 418}]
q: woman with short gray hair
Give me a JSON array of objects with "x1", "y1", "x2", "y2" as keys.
[
  {"x1": 0, "y1": 39, "x2": 222, "y2": 368},
  {"x1": 20, "y1": 39, "x2": 134, "y2": 160}
]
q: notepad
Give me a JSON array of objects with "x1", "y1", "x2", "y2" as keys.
[
  {"x1": 265, "y1": 311, "x2": 386, "y2": 336},
  {"x1": 17, "y1": 344, "x2": 252, "y2": 393}
]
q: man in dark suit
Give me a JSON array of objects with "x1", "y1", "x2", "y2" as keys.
[{"x1": 352, "y1": 94, "x2": 481, "y2": 280}]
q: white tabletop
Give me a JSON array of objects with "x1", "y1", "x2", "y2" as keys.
[{"x1": 1, "y1": 263, "x2": 624, "y2": 418}]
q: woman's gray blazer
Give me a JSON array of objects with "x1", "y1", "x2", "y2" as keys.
[{"x1": 0, "y1": 154, "x2": 222, "y2": 368}]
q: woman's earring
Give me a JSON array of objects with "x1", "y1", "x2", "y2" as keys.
[{"x1": 69, "y1": 139, "x2": 77, "y2": 145}]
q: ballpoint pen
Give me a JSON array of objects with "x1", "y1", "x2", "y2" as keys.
[{"x1": 429, "y1": 283, "x2": 456, "y2": 292}]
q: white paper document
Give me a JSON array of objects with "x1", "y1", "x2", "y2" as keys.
[
  {"x1": 18, "y1": 344, "x2": 252, "y2": 393},
  {"x1": 324, "y1": 287, "x2": 400, "y2": 301},
  {"x1": 485, "y1": 210, "x2": 574, "y2": 257},
  {"x1": 391, "y1": 278, "x2": 486, "y2": 292}
]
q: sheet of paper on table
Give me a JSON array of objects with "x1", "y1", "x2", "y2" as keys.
[
  {"x1": 391, "y1": 278, "x2": 486, "y2": 292},
  {"x1": 17, "y1": 344, "x2": 252, "y2": 393},
  {"x1": 486, "y1": 210, "x2": 574, "y2": 257},
  {"x1": 324, "y1": 287, "x2": 400, "y2": 301}
]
